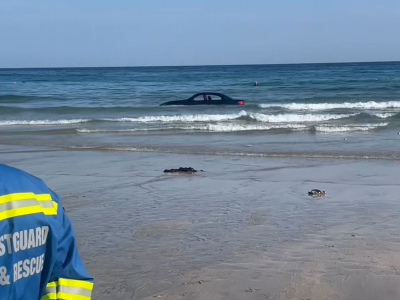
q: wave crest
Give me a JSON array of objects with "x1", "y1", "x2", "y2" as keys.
[
  {"x1": 248, "y1": 113, "x2": 354, "y2": 122},
  {"x1": 314, "y1": 123, "x2": 388, "y2": 132},
  {"x1": 260, "y1": 101, "x2": 400, "y2": 110},
  {"x1": 0, "y1": 119, "x2": 90, "y2": 126},
  {"x1": 102, "y1": 111, "x2": 247, "y2": 123}
]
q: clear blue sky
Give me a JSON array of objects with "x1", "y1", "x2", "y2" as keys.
[{"x1": 1, "y1": 0, "x2": 400, "y2": 68}]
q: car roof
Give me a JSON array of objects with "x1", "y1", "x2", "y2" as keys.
[{"x1": 192, "y1": 92, "x2": 229, "y2": 98}]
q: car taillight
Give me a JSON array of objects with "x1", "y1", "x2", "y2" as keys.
[{"x1": 238, "y1": 100, "x2": 245, "y2": 105}]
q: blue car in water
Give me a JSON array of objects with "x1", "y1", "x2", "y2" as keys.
[{"x1": 160, "y1": 92, "x2": 246, "y2": 106}]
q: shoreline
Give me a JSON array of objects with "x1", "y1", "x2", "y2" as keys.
[{"x1": 2, "y1": 126, "x2": 400, "y2": 163}]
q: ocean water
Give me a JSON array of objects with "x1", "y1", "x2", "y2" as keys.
[{"x1": 1, "y1": 62, "x2": 400, "y2": 159}]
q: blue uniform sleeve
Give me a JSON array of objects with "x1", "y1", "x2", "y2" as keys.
[{"x1": 41, "y1": 195, "x2": 93, "y2": 300}]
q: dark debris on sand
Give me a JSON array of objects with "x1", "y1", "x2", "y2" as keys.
[
  {"x1": 307, "y1": 189, "x2": 326, "y2": 197},
  {"x1": 164, "y1": 167, "x2": 204, "y2": 174}
]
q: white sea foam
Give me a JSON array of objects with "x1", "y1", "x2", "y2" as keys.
[
  {"x1": 248, "y1": 113, "x2": 354, "y2": 123},
  {"x1": 371, "y1": 112, "x2": 397, "y2": 119},
  {"x1": 77, "y1": 124, "x2": 308, "y2": 133},
  {"x1": 314, "y1": 123, "x2": 388, "y2": 132},
  {"x1": 202, "y1": 123, "x2": 308, "y2": 132},
  {"x1": 259, "y1": 101, "x2": 400, "y2": 110},
  {"x1": 77, "y1": 128, "x2": 142, "y2": 133},
  {"x1": 102, "y1": 111, "x2": 247, "y2": 123},
  {"x1": 101, "y1": 111, "x2": 353, "y2": 124},
  {"x1": 77, "y1": 127, "x2": 189, "y2": 133},
  {"x1": 0, "y1": 119, "x2": 90, "y2": 126}
]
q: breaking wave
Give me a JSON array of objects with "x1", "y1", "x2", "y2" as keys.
[
  {"x1": 101, "y1": 112, "x2": 354, "y2": 123},
  {"x1": 1, "y1": 111, "x2": 395, "y2": 128},
  {"x1": 203, "y1": 123, "x2": 306, "y2": 132},
  {"x1": 259, "y1": 101, "x2": 400, "y2": 110},
  {"x1": 76, "y1": 124, "x2": 308, "y2": 133},
  {"x1": 0, "y1": 119, "x2": 90, "y2": 126},
  {"x1": 371, "y1": 112, "x2": 397, "y2": 119},
  {"x1": 76, "y1": 123, "x2": 387, "y2": 134},
  {"x1": 314, "y1": 123, "x2": 388, "y2": 132},
  {"x1": 77, "y1": 128, "x2": 142, "y2": 133},
  {"x1": 101, "y1": 111, "x2": 247, "y2": 123},
  {"x1": 248, "y1": 113, "x2": 354, "y2": 122}
]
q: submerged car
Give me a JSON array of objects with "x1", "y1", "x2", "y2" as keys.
[{"x1": 160, "y1": 92, "x2": 246, "y2": 106}]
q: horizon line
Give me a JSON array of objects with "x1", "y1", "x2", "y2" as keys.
[{"x1": 1, "y1": 60, "x2": 399, "y2": 70}]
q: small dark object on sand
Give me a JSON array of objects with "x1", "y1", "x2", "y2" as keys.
[
  {"x1": 308, "y1": 189, "x2": 326, "y2": 197},
  {"x1": 164, "y1": 167, "x2": 204, "y2": 174}
]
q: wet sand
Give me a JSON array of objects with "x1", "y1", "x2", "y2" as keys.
[{"x1": 2, "y1": 145, "x2": 400, "y2": 300}]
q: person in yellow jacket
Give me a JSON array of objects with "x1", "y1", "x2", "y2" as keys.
[{"x1": 0, "y1": 163, "x2": 94, "y2": 300}]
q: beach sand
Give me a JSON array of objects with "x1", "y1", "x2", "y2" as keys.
[{"x1": 2, "y1": 145, "x2": 400, "y2": 300}]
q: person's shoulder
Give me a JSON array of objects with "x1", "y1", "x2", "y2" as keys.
[
  {"x1": 0, "y1": 163, "x2": 41, "y2": 180},
  {"x1": 0, "y1": 162, "x2": 17, "y2": 172},
  {"x1": 0, "y1": 163, "x2": 50, "y2": 194},
  {"x1": 0, "y1": 163, "x2": 24, "y2": 173}
]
